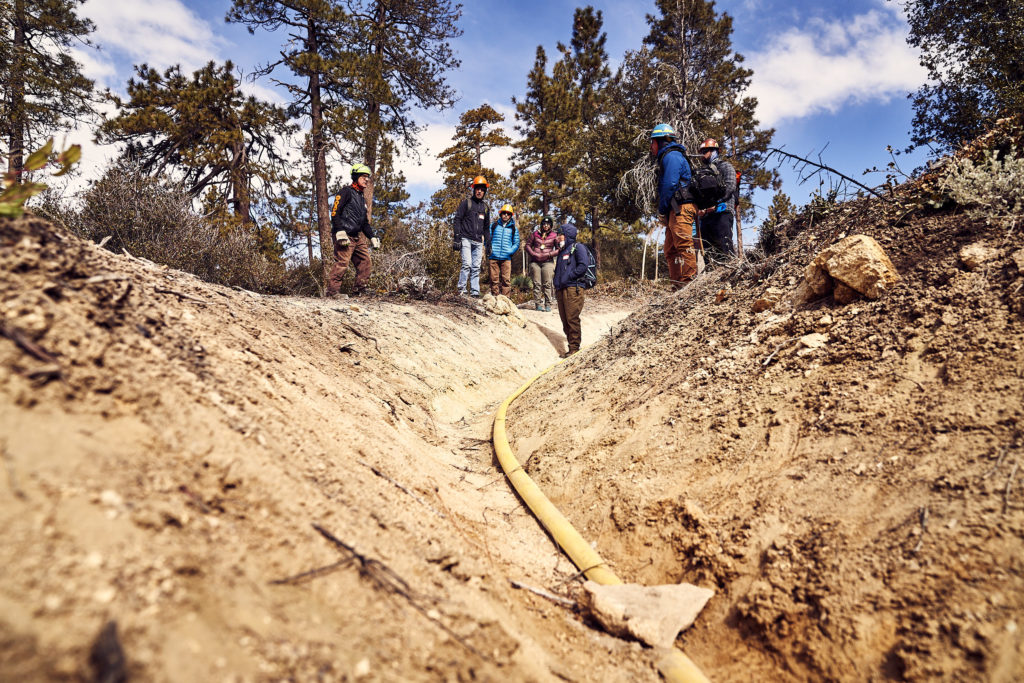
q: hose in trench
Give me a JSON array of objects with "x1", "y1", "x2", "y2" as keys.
[{"x1": 492, "y1": 359, "x2": 710, "y2": 683}]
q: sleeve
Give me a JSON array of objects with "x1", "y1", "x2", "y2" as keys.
[
  {"x1": 452, "y1": 199, "x2": 466, "y2": 240},
  {"x1": 719, "y1": 160, "x2": 737, "y2": 204},
  {"x1": 569, "y1": 245, "x2": 590, "y2": 280},
  {"x1": 511, "y1": 223, "x2": 521, "y2": 255},
  {"x1": 657, "y1": 150, "x2": 687, "y2": 216},
  {"x1": 361, "y1": 208, "x2": 373, "y2": 240},
  {"x1": 330, "y1": 189, "x2": 350, "y2": 234},
  {"x1": 483, "y1": 210, "x2": 491, "y2": 248},
  {"x1": 525, "y1": 232, "x2": 539, "y2": 260}
]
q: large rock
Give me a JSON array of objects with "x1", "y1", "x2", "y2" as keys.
[
  {"x1": 959, "y1": 242, "x2": 999, "y2": 271},
  {"x1": 480, "y1": 293, "x2": 526, "y2": 327},
  {"x1": 580, "y1": 581, "x2": 714, "y2": 649},
  {"x1": 792, "y1": 234, "x2": 900, "y2": 305}
]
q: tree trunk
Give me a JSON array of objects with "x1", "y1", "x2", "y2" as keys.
[
  {"x1": 8, "y1": 0, "x2": 27, "y2": 178},
  {"x1": 308, "y1": 18, "x2": 332, "y2": 265},
  {"x1": 230, "y1": 139, "x2": 252, "y2": 224},
  {"x1": 590, "y1": 206, "x2": 600, "y2": 266},
  {"x1": 361, "y1": 0, "x2": 387, "y2": 223}
]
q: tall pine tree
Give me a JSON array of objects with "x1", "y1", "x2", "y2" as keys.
[
  {"x1": 1, "y1": 0, "x2": 95, "y2": 177},
  {"x1": 430, "y1": 104, "x2": 512, "y2": 221}
]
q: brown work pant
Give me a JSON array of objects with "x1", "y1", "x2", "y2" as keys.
[
  {"x1": 326, "y1": 233, "x2": 372, "y2": 295},
  {"x1": 488, "y1": 259, "x2": 512, "y2": 297},
  {"x1": 663, "y1": 203, "x2": 698, "y2": 290},
  {"x1": 555, "y1": 286, "x2": 585, "y2": 353}
]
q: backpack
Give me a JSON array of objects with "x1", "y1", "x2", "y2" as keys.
[
  {"x1": 571, "y1": 242, "x2": 598, "y2": 289},
  {"x1": 684, "y1": 155, "x2": 728, "y2": 210}
]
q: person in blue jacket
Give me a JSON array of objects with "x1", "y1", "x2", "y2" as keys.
[
  {"x1": 487, "y1": 203, "x2": 520, "y2": 296},
  {"x1": 651, "y1": 123, "x2": 698, "y2": 290},
  {"x1": 553, "y1": 223, "x2": 590, "y2": 356}
]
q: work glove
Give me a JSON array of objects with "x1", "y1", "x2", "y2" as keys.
[
  {"x1": 451, "y1": 238, "x2": 460, "y2": 252},
  {"x1": 715, "y1": 202, "x2": 729, "y2": 214},
  {"x1": 336, "y1": 233, "x2": 351, "y2": 247},
  {"x1": 370, "y1": 237, "x2": 381, "y2": 250}
]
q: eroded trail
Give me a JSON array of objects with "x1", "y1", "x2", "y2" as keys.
[{"x1": 2, "y1": 216, "x2": 659, "y2": 682}]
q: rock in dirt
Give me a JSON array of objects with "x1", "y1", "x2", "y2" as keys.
[
  {"x1": 959, "y1": 243, "x2": 999, "y2": 271},
  {"x1": 480, "y1": 294, "x2": 527, "y2": 327},
  {"x1": 752, "y1": 287, "x2": 785, "y2": 313},
  {"x1": 581, "y1": 581, "x2": 714, "y2": 649},
  {"x1": 799, "y1": 333, "x2": 828, "y2": 350},
  {"x1": 792, "y1": 234, "x2": 900, "y2": 305}
]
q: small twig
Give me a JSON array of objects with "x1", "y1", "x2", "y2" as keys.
[
  {"x1": 982, "y1": 447, "x2": 1008, "y2": 479},
  {"x1": 338, "y1": 322, "x2": 380, "y2": 353},
  {"x1": 892, "y1": 372, "x2": 926, "y2": 391},
  {"x1": 509, "y1": 579, "x2": 577, "y2": 608},
  {"x1": 762, "y1": 336, "x2": 799, "y2": 368},
  {"x1": 97, "y1": 235, "x2": 112, "y2": 248},
  {"x1": 357, "y1": 459, "x2": 446, "y2": 519},
  {"x1": 1003, "y1": 460, "x2": 1019, "y2": 514},
  {"x1": 83, "y1": 273, "x2": 128, "y2": 285},
  {"x1": 912, "y1": 506, "x2": 929, "y2": 554},
  {"x1": 0, "y1": 322, "x2": 59, "y2": 365},
  {"x1": 154, "y1": 287, "x2": 210, "y2": 305},
  {"x1": 2, "y1": 442, "x2": 27, "y2": 500},
  {"x1": 271, "y1": 558, "x2": 353, "y2": 585}
]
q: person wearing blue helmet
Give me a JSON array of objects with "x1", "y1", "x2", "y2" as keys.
[{"x1": 650, "y1": 123, "x2": 697, "y2": 290}]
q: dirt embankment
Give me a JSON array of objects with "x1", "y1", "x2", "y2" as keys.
[
  {"x1": 0, "y1": 215, "x2": 644, "y2": 682},
  {"x1": 509, "y1": 192, "x2": 1024, "y2": 680}
]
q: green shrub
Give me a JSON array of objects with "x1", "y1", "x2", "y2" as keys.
[{"x1": 938, "y1": 146, "x2": 1024, "y2": 222}]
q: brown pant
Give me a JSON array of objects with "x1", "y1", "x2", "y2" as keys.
[
  {"x1": 326, "y1": 233, "x2": 371, "y2": 295},
  {"x1": 663, "y1": 204, "x2": 698, "y2": 290},
  {"x1": 488, "y1": 259, "x2": 512, "y2": 297},
  {"x1": 555, "y1": 286, "x2": 585, "y2": 353}
]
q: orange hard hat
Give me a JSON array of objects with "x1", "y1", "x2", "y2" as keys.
[
  {"x1": 471, "y1": 175, "x2": 489, "y2": 187},
  {"x1": 699, "y1": 138, "x2": 720, "y2": 151}
]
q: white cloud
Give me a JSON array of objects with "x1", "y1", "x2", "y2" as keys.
[
  {"x1": 80, "y1": 0, "x2": 224, "y2": 89},
  {"x1": 746, "y1": 7, "x2": 926, "y2": 126}
]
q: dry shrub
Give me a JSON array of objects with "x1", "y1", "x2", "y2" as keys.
[{"x1": 71, "y1": 162, "x2": 284, "y2": 291}]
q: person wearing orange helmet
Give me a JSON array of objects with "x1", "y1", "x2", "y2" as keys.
[
  {"x1": 486, "y1": 203, "x2": 520, "y2": 297},
  {"x1": 453, "y1": 175, "x2": 491, "y2": 297},
  {"x1": 696, "y1": 138, "x2": 737, "y2": 262}
]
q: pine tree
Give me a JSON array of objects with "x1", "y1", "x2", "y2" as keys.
[
  {"x1": 333, "y1": 0, "x2": 462, "y2": 215},
  {"x1": 904, "y1": 0, "x2": 1024, "y2": 151},
  {"x1": 0, "y1": 0, "x2": 95, "y2": 177},
  {"x1": 372, "y1": 136, "x2": 411, "y2": 224},
  {"x1": 98, "y1": 61, "x2": 293, "y2": 234},
  {"x1": 226, "y1": 0, "x2": 355, "y2": 263},
  {"x1": 430, "y1": 104, "x2": 512, "y2": 221},
  {"x1": 621, "y1": 0, "x2": 776, "y2": 220}
]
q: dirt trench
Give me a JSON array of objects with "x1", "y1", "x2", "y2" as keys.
[{"x1": 0, "y1": 215, "x2": 663, "y2": 682}]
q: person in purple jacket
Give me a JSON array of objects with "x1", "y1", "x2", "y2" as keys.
[{"x1": 525, "y1": 214, "x2": 558, "y2": 311}]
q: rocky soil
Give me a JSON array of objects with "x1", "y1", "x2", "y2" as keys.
[{"x1": 2, "y1": 161, "x2": 1023, "y2": 682}]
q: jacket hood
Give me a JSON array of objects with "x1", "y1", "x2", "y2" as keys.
[{"x1": 560, "y1": 223, "x2": 578, "y2": 244}]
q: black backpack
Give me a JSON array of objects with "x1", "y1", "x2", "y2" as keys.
[
  {"x1": 571, "y1": 242, "x2": 598, "y2": 289},
  {"x1": 685, "y1": 155, "x2": 728, "y2": 210}
]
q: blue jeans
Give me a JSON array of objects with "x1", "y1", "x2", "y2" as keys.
[{"x1": 458, "y1": 238, "x2": 483, "y2": 295}]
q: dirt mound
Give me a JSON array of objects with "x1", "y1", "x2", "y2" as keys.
[
  {"x1": 0, "y1": 216, "x2": 646, "y2": 681},
  {"x1": 507, "y1": 181, "x2": 1024, "y2": 679}
]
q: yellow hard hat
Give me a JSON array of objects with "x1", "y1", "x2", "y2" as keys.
[{"x1": 499, "y1": 204, "x2": 514, "y2": 215}]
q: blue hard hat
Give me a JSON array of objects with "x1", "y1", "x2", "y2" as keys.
[{"x1": 651, "y1": 123, "x2": 676, "y2": 139}]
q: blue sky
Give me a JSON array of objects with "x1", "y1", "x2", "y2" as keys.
[{"x1": 68, "y1": 0, "x2": 930, "y2": 241}]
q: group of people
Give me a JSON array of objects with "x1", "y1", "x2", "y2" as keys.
[
  {"x1": 325, "y1": 122, "x2": 739, "y2": 354},
  {"x1": 452, "y1": 175, "x2": 593, "y2": 355}
]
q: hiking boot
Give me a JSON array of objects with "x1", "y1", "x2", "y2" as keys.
[
  {"x1": 535, "y1": 303, "x2": 542, "y2": 311},
  {"x1": 544, "y1": 305, "x2": 551, "y2": 312}
]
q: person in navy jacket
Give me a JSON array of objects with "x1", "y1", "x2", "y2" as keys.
[{"x1": 651, "y1": 123, "x2": 698, "y2": 290}]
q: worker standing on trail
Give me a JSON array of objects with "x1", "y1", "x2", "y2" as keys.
[
  {"x1": 486, "y1": 204, "x2": 520, "y2": 297},
  {"x1": 651, "y1": 123, "x2": 698, "y2": 290},
  {"x1": 453, "y1": 176, "x2": 491, "y2": 297},
  {"x1": 553, "y1": 223, "x2": 590, "y2": 357},
  {"x1": 326, "y1": 164, "x2": 380, "y2": 297},
  {"x1": 696, "y1": 138, "x2": 737, "y2": 263},
  {"x1": 526, "y1": 214, "x2": 557, "y2": 311}
]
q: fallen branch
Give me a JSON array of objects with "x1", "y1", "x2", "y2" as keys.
[
  {"x1": 338, "y1": 322, "x2": 380, "y2": 353},
  {"x1": 762, "y1": 336, "x2": 799, "y2": 368},
  {"x1": 509, "y1": 579, "x2": 577, "y2": 608},
  {"x1": 357, "y1": 459, "x2": 446, "y2": 520},
  {"x1": 154, "y1": 287, "x2": 210, "y2": 305},
  {"x1": 767, "y1": 147, "x2": 885, "y2": 199}
]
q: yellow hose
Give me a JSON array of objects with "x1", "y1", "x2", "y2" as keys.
[{"x1": 493, "y1": 360, "x2": 710, "y2": 683}]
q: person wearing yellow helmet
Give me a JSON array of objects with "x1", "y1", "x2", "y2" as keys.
[
  {"x1": 486, "y1": 203, "x2": 520, "y2": 297},
  {"x1": 453, "y1": 175, "x2": 491, "y2": 297},
  {"x1": 326, "y1": 163, "x2": 379, "y2": 297}
]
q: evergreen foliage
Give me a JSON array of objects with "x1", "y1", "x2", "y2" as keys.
[
  {"x1": 904, "y1": 0, "x2": 1024, "y2": 152},
  {"x1": 0, "y1": 0, "x2": 95, "y2": 177},
  {"x1": 98, "y1": 61, "x2": 294, "y2": 244},
  {"x1": 430, "y1": 104, "x2": 512, "y2": 221}
]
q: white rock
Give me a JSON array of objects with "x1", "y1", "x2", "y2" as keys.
[
  {"x1": 959, "y1": 243, "x2": 999, "y2": 271},
  {"x1": 799, "y1": 333, "x2": 828, "y2": 350},
  {"x1": 99, "y1": 490, "x2": 124, "y2": 508},
  {"x1": 581, "y1": 581, "x2": 714, "y2": 649}
]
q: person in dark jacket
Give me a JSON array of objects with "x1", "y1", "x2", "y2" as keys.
[
  {"x1": 487, "y1": 203, "x2": 520, "y2": 297},
  {"x1": 553, "y1": 223, "x2": 590, "y2": 356},
  {"x1": 651, "y1": 123, "x2": 697, "y2": 290},
  {"x1": 696, "y1": 138, "x2": 737, "y2": 263},
  {"x1": 326, "y1": 163, "x2": 380, "y2": 296},
  {"x1": 452, "y1": 176, "x2": 491, "y2": 297},
  {"x1": 525, "y1": 214, "x2": 557, "y2": 311}
]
